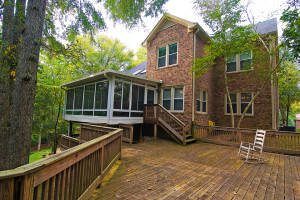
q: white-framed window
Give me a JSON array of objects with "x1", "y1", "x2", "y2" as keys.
[
  {"x1": 225, "y1": 92, "x2": 253, "y2": 115},
  {"x1": 197, "y1": 89, "x2": 207, "y2": 113},
  {"x1": 162, "y1": 86, "x2": 184, "y2": 112},
  {"x1": 226, "y1": 51, "x2": 252, "y2": 72},
  {"x1": 158, "y1": 42, "x2": 178, "y2": 68}
]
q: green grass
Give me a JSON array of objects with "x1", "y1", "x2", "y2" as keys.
[
  {"x1": 29, "y1": 148, "x2": 51, "y2": 163},
  {"x1": 297, "y1": 129, "x2": 300, "y2": 133}
]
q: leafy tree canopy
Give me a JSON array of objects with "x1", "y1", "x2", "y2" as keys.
[{"x1": 280, "y1": 0, "x2": 300, "y2": 62}]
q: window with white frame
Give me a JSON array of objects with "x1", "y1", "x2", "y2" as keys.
[
  {"x1": 158, "y1": 42, "x2": 178, "y2": 68},
  {"x1": 162, "y1": 88, "x2": 171, "y2": 110},
  {"x1": 162, "y1": 87, "x2": 184, "y2": 112},
  {"x1": 197, "y1": 89, "x2": 207, "y2": 113},
  {"x1": 226, "y1": 93, "x2": 237, "y2": 114},
  {"x1": 65, "y1": 80, "x2": 108, "y2": 116},
  {"x1": 240, "y1": 92, "x2": 253, "y2": 114},
  {"x1": 226, "y1": 51, "x2": 252, "y2": 72},
  {"x1": 226, "y1": 92, "x2": 253, "y2": 115}
]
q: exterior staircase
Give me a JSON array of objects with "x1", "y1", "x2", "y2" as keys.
[{"x1": 144, "y1": 104, "x2": 197, "y2": 145}]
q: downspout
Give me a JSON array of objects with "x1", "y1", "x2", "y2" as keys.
[
  {"x1": 192, "y1": 29, "x2": 200, "y2": 122},
  {"x1": 270, "y1": 41, "x2": 276, "y2": 130}
]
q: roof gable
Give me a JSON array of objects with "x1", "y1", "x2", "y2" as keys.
[{"x1": 142, "y1": 13, "x2": 210, "y2": 47}]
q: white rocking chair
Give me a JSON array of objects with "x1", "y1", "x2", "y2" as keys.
[{"x1": 238, "y1": 129, "x2": 268, "y2": 163}]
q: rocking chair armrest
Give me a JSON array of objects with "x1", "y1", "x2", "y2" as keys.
[{"x1": 240, "y1": 141, "x2": 251, "y2": 147}]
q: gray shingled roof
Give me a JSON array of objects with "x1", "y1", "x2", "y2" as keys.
[
  {"x1": 255, "y1": 18, "x2": 277, "y2": 35},
  {"x1": 126, "y1": 61, "x2": 147, "y2": 77}
]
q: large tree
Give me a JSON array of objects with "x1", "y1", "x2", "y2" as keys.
[
  {"x1": 193, "y1": 0, "x2": 283, "y2": 128},
  {"x1": 0, "y1": 0, "x2": 168, "y2": 171},
  {"x1": 281, "y1": 0, "x2": 300, "y2": 62}
]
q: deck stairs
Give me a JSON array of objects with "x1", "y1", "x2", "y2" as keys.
[{"x1": 144, "y1": 104, "x2": 197, "y2": 145}]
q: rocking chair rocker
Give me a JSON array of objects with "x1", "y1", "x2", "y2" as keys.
[{"x1": 238, "y1": 129, "x2": 268, "y2": 163}]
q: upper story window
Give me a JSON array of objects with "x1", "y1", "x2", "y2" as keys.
[
  {"x1": 197, "y1": 89, "x2": 207, "y2": 113},
  {"x1": 226, "y1": 51, "x2": 252, "y2": 72},
  {"x1": 226, "y1": 92, "x2": 253, "y2": 115},
  {"x1": 158, "y1": 42, "x2": 178, "y2": 68}
]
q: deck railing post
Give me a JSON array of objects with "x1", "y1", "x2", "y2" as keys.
[{"x1": 183, "y1": 126, "x2": 186, "y2": 145}]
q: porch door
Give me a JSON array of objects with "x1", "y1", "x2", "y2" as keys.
[{"x1": 147, "y1": 89, "x2": 156, "y2": 104}]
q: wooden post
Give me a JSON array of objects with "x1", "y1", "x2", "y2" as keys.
[
  {"x1": 20, "y1": 174, "x2": 34, "y2": 199},
  {"x1": 68, "y1": 121, "x2": 73, "y2": 136},
  {"x1": 0, "y1": 178, "x2": 14, "y2": 200},
  {"x1": 183, "y1": 127, "x2": 186, "y2": 145},
  {"x1": 139, "y1": 124, "x2": 143, "y2": 143},
  {"x1": 154, "y1": 124, "x2": 157, "y2": 139}
]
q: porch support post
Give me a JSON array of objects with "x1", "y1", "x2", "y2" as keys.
[
  {"x1": 154, "y1": 124, "x2": 157, "y2": 139},
  {"x1": 139, "y1": 124, "x2": 143, "y2": 142},
  {"x1": 68, "y1": 121, "x2": 73, "y2": 136}
]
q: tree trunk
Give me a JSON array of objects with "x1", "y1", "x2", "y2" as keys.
[
  {"x1": 224, "y1": 72, "x2": 235, "y2": 127},
  {"x1": 0, "y1": 0, "x2": 15, "y2": 171},
  {"x1": 37, "y1": 123, "x2": 43, "y2": 151},
  {"x1": 1, "y1": 0, "x2": 47, "y2": 170}
]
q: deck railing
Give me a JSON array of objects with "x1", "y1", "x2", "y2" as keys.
[
  {"x1": 144, "y1": 104, "x2": 187, "y2": 144},
  {"x1": 195, "y1": 125, "x2": 300, "y2": 155},
  {"x1": 0, "y1": 125, "x2": 122, "y2": 199},
  {"x1": 61, "y1": 134, "x2": 84, "y2": 150}
]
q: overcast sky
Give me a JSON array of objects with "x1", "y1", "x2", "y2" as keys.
[{"x1": 99, "y1": 0, "x2": 287, "y2": 52}]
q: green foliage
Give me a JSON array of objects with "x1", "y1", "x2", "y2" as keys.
[
  {"x1": 278, "y1": 59, "x2": 300, "y2": 125},
  {"x1": 193, "y1": 0, "x2": 258, "y2": 78},
  {"x1": 33, "y1": 53, "x2": 75, "y2": 152},
  {"x1": 29, "y1": 148, "x2": 52, "y2": 163},
  {"x1": 71, "y1": 34, "x2": 135, "y2": 74},
  {"x1": 104, "y1": 0, "x2": 168, "y2": 28},
  {"x1": 130, "y1": 47, "x2": 147, "y2": 69},
  {"x1": 280, "y1": 0, "x2": 300, "y2": 62}
]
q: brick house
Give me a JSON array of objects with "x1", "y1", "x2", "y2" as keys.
[
  {"x1": 62, "y1": 14, "x2": 279, "y2": 144},
  {"x1": 129, "y1": 13, "x2": 279, "y2": 130}
]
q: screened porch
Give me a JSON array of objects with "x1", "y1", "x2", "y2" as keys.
[{"x1": 62, "y1": 70, "x2": 160, "y2": 125}]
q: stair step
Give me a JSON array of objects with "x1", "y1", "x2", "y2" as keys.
[{"x1": 185, "y1": 138, "x2": 197, "y2": 144}]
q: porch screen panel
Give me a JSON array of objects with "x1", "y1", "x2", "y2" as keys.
[
  {"x1": 131, "y1": 85, "x2": 145, "y2": 111},
  {"x1": 122, "y1": 83, "x2": 130, "y2": 110},
  {"x1": 66, "y1": 89, "x2": 74, "y2": 110},
  {"x1": 138, "y1": 86, "x2": 145, "y2": 110},
  {"x1": 84, "y1": 84, "x2": 95, "y2": 109},
  {"x1": 114, "y1": 81, "x2": 122, "y2": 109},
  {"x1": 147, "y1": 90, "x2": 155, "y2": 104},
  {"x1": 74, "y1": 87, "x2": 84, "y2": 109},
  {"x1": 131, "y1": 85, "x2": 138, "y2": 110},
  {"x1": 95, "y1": 81, "x2": 108, "y2": 109}
]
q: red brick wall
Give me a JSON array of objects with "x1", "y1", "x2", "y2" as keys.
[
  {"x1": 146, "y1": 23, "x2": 194, "y2": 125},
  {"x1": 145, "y1": 20, "x2": 278, "y2": 130},
  {"x1": 194, "y1": 34, "x2": 214, "y2": 126},
  {"x1": 211, "y1": 56, "x2": 275, "y2": 130}
]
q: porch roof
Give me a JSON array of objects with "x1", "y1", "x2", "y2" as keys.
[{"x1": 61, "y1": 69, "x2": 161, "y2": 88}]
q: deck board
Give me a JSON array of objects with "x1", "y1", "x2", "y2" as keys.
[{"x1": 89, "y1": 138, "x2": 300, "y2": 200}]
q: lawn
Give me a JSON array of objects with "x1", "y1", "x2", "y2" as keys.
[{"x1": 29, "y1": 148, "x2": 51, "y2": 163}]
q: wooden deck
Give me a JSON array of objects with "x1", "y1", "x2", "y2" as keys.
[{"x1": 89, "y1": 138, "x2": 300, "y2": 200}]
